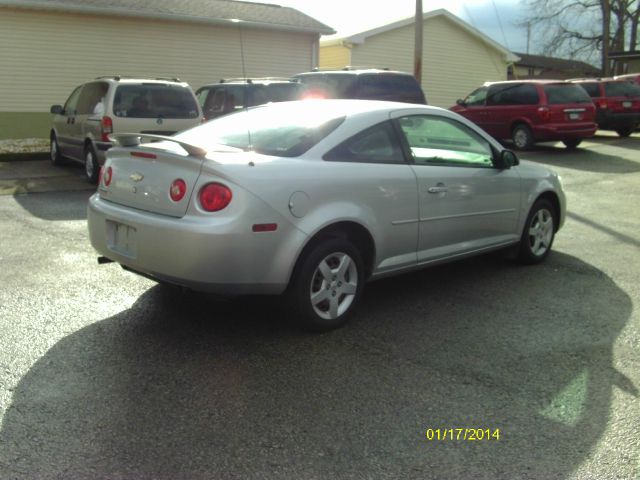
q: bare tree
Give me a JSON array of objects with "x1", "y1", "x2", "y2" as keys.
[{"x1": 520, "y1": 0, "x2": 639, "y2": 75}]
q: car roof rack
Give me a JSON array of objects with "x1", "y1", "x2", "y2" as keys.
[
  {"x1": 94, "y1": 75, "x2": 182, "y2": 82},
  {"x1": 309, "y1": 66, "x2": 390, "y2": 72},
  {"x1": 219, "y1": 77, "x2": 295, "y2": 84}
]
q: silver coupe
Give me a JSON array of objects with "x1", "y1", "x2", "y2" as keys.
[{"x1": 87, "y1": 100, "x2": 565, "y2": 331}]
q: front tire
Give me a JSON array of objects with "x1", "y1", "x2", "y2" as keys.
[
  {"x1": 518, "y1": 199, "x2": 556, "y2": 264},
  {"x1": 50, "y1": 134, "x2": 63, "y2": 166},
  {"x1": 84, "y1": 144, "x2": 100, "y2": 184},
  {"x1": 512, "y1": 124, "x2": 534, "y2": 150},
  {"x1": 287, "y1": 238, "x2": 364, "y2": 332}
]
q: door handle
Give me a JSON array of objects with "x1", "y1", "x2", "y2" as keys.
[{"x1": 428, "y1": 186, "x2": 448, "y2": 194}]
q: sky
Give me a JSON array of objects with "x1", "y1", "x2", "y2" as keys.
[{"x1": 254, "y1": 0, "x2": 530, "y2": 54}]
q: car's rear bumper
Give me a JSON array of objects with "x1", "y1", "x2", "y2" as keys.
[
  {"x1": 596, "y1": 111, "x2": 640, "y2": 129},
  {"x1": 87, "y1": 193, "x2": 303, "y2": 295},
  {"x1": 533, "y1": 123, "x2": 598, "y2": 141}
]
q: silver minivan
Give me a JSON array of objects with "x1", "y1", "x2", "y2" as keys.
[{"x1": 50, "y1": 76, "x2": 203, "y2": 182}]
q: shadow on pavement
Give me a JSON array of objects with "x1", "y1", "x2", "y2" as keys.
[
  {"x1": 0, "y1": 252, "x2": 632, "y2": 479},
  {"x1": 12, "y1": 189, "x2": 93, "y2": 221},
  {"x1": 519, "y1": 141, "x2": 640, "y2": 174}
]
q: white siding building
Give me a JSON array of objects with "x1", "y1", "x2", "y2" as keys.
[
  {"x1": 0, "y1": 0, "x2": 334, "y2": 139},
  {"x1": 320, "y1": 9, "x2": 518, "y2": 108}
]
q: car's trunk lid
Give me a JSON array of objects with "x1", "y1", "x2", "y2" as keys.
[{"x1": 99, "y1": 137, "x2": 207, "y2": 218}]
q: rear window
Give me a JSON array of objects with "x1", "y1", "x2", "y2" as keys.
[
  {"x1": 297, "y1": 74, "x2": 358, "y2": 98},
  {"x1": 356, "y1": 74, "x2": 426, "y2": 103},
  {"x1": 176, "y1": 103, "x2": 345, "y2": 157},
  {"x1": 263, "y1": 83, "x2": 304, "y2": 102},
  {"x1": 543, "y1": 84, "x2": 593, "y2": 104},
  {"x1": 604, "y1": 81, "x2": 640, "y2": 97},
  {"x1": 296, "y1": 73, "x2": 425, "y2": 103},
  {"x1": 114, "y1": 84, "x2": 199, "y2": 119}
]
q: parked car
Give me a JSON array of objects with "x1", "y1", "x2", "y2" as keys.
[
  {"x1": 451, "y1": 80, "x2": 597, "y2": 150},
  {"x1": 293, "y1": 68, "x2": 427, "y2": 104},
  {"x1": 50, "y1": 76, "x2": 203, "y2": 182},
  {"x1": 88, "y1": 100, "x2": 565, "y2": 331},
  {"x1": 196, "y1": 78, "x2": 305, "y2": 121},
  {"x1": 570, "y1": 78, "x2": 640, "y2": 137}
]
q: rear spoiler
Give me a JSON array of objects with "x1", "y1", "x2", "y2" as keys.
[{"x1": 110, "y1": 133, "x2": 207, "y2": 158}]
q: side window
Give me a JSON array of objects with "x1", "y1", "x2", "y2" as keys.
[
  {"x1": 208, "y1": 89, "x2": 226, "y2": 114},
  {"x1": 225, "y1": 85, "x2": 245, "y2": 112},
  {"x1": 63, "y1": 86, "x2": 83, "y2": 115},
  {"x1": 487, "y1": 83, "x2": 539, "y2": 106},
  {"x1": 324, "y1": 121, "x2": 405, "y2": 164},
  {"x1": 398, "y1": 115, "x2": 494, "y2": 168},
  {"x1": 464, "y1": 87, "x2": 488, "y2": 106},
  {"x1": 196, "y1": 88, "x2": 209, "y2": 108},
  {"x1": 76, "y1": 82, "x2": 108, "y2": 115}
]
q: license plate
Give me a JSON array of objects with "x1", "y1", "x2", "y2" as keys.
[
  {"x1": 106, "y1": 220, "x2": 137, "y2": 258},
  {"x1": 622, "y1": 101, "x2": 632, "y2": 108},
  {"x1": 569, "y1": 112, "x2": 582, "y2": 120}
]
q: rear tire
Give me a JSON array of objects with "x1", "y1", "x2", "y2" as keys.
[
  {"x1": 615, "y1": 126, "x2": 634, "y2": 137},
  {"x1": 512, "y1": 124, "x2": 534, "y2": 150},
  {"x1": 562, "y1": 139, "x2": 582, "y2": 149},
  {"x1": 287, "y1": 238, "x2": 364, "y2": 332},
  {"x1": 518, "y1": 199, "x2": 556, "y2": 264},
  {"x1": 84, "y1": 144, "x2": 100, "y2": 184}
]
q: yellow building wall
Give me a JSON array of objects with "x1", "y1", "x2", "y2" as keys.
[
  {"x1": 349, "y1": 16, "x2": 509, "y2": 108},
  {"x1": 319, "y1": 44, "x2": 352, "y2": 69}
]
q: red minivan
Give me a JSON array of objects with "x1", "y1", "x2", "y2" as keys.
[
  {"x1": 451, "y1": 80, "x2": 597, "y2": 150},
  {"x1": 571, "y1": 78, "x2": 640, "y2": 137}
]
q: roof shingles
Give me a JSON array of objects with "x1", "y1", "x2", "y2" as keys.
[{"x1": 1, "y1": 0, "x2": 335, "y2": 34}]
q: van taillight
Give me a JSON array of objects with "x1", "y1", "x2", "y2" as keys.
[
  {"x1": 537, "y1": 107, "x2": 550, "y2": 121},
  {"x1": 101, "y1": 116, "x2": 113, "y2": 142},
  {"x1": 598, "y1": 100, "x2": 608, "y2": 109}
]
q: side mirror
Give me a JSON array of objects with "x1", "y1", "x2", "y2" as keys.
[
  {"x1": 497, "y1": 150, "x2": 519, "y2": 169},
  {"x1": 50, "y1": 105, "x2": 63, "y2": 114},
  {"x1": 456, "y1": 99, "x2": 466, "y2": 106}
]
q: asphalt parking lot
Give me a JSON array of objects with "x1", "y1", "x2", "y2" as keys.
[{"x1": 0, "y1": 133, "x2": 638, "y2": 479}]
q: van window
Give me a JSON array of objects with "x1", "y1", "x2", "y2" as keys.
[
  {"x1": 357, "y1": 74, "x2": 425, "y2": 103},
  {"x1": 604, "y1": 81, "x2": 640, "y2": 97},
  {"x1": 488, "y1": 84, "x2": 539, "y2": 106},
  {"x1": 114, "y1": 84, "x2": 199, "y2": 119},
  {"x1": 76, "y1": 82, "x2": 109, "y2": 114},
  {"x1": 543, "y1": 84, "x2": 592, "y2": 104}
]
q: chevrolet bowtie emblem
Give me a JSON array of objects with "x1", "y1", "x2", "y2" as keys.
[{"x1": 130, "y1": 173, "x2": 144, "y2": 182}]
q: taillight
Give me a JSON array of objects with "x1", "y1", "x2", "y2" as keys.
[
  {"x1": 537, "y1": 106, "x2": 550, "y2": 121},
  {"x1": 103, "y1": 166, "x2": 113, "y2": 187},
  {"x1": 199, "y1": 183, "x2": 232, "y2": 212},
  {"x1": 101, "y1": 116, "x2": 113, "y2": 142},
  {"x1": 169, "y1": 179, "x2": 187, "y2": 202},
  {"x1": 598, "y1": 99, "x2": 608, "y2": 109}
]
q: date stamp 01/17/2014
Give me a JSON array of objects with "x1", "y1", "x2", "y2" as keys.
[{"x1": 425, "y1": 428, "x2": 501, "y2": 442}]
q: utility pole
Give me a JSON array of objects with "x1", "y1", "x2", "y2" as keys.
[{"x1": 414, "y1": 0, "x2": 423, "y2": 83}]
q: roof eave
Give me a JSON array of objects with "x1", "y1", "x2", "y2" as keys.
[{"x1": 334, "y1": 8, "x2": 517, "y2": 63}]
